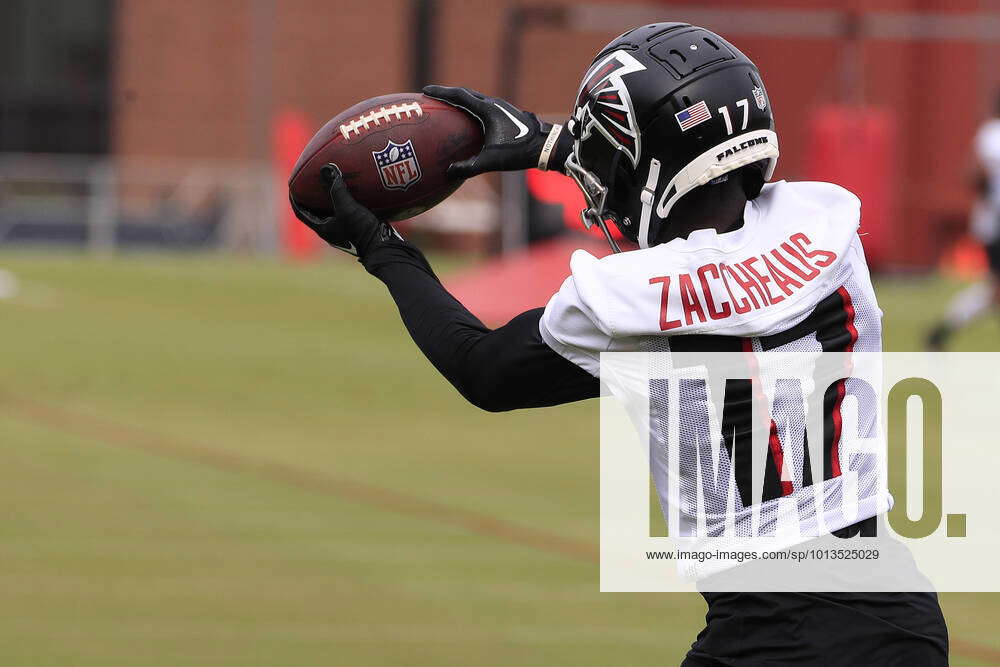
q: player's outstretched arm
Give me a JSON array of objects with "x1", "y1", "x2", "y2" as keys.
[
  {"x1": 290, "y1": 165, "x2": 598, "y2": 411},
  {"x1": 422, "y1": 85, "x2": 574, "y2": 178}
]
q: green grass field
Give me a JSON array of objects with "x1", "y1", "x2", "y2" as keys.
[{"x1": 0, "y1": 252, "x2": 997, "y2": 666}]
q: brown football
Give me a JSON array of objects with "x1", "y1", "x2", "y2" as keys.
[{"x1": 288, "y1": 93, "x2": 483, "y2": 221}]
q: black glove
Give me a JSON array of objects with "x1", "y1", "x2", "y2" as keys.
[
  {"x1": 422, "y1": 85, "x2": 574, "y2": 178},
  {"x1": 289, "y1": 164, "x2": 400, "y2": 258}
]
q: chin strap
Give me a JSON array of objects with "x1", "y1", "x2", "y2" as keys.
[{"x1": 638, "y1": 157, "x2": 662, "y2": 250}]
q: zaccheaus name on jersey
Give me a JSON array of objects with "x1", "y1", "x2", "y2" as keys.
[{"x1": 648, "y1": 232, "x2": 838, "y2": 331}]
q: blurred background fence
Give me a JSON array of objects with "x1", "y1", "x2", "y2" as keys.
[
  {"x1": 0, "y1": 153, "x2": 276, "y2": 253},
  {"x1": 3, "y1": 0, "x2": 1000, "y2": 267}
]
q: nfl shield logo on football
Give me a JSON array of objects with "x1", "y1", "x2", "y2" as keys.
[
  {"x1": 372, "y1": 139, "x2": 422, "y2": 191},
  {"x1": 752, "y1": 86, "x2": 767, "y2": 110}
]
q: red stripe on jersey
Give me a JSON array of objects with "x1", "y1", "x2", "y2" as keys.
[
  {"x1": 742, "y1": 338, "x2": 794, "y2": 497},
  {"x1": 769, "y1": 420, "x2": 794, "y2": 496},
  {"x1": 829, "y1": 286, "x2": 858, "y2": 478}
]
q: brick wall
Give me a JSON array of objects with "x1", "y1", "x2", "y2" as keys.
[
  {"x1": 114, "y1": 0, "x2": 409, "y2": 160},
  {"x1": 112, "y1": 0, "x2": 1000, "y2": 265}
]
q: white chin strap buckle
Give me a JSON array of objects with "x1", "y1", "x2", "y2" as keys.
[{"x1": 637, "y1": 158, "x2": 661, "y2": 250}]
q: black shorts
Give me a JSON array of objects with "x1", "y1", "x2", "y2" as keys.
[
  {"x1": 681, "y1": 590, "x2": 948, "y2": 666},
  {"x1": 680, "y1": 517, "x2": 948, "y2": 666}
]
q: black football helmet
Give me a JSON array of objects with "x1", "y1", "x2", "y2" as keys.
[{"x1": 565, "y1": 23, "x2": 778, "y2": 251}]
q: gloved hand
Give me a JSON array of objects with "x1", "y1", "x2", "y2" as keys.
[
  {"x1": 289, "y1": 164, "x2": 400, "y2": 258},
  {"x1": 422, "y1": 85, "x2": 573, "y2": 178}
]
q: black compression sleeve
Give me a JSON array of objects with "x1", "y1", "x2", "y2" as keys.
[{"x1": 361, "y1": 239, "x2": 599, "y2": 412}]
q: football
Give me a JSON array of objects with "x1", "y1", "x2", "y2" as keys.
[{"x1": 288, "y1": 93, "x2": 483, "y2": 221}]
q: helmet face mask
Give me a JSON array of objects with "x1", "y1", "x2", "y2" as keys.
[
  {"x1": 567, "y1": 23, "x2": 780, "y2": 252},
  {"x1": 564, "y1": 130, "x2": 630, "y2": 252}
]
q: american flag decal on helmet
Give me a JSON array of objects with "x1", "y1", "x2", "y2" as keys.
[
  {"x1": 573, "y1": 50, "x2": 647, "y2": 167},
  {"x1": 675, "y1": 101, "x2": 712, "y2": 132}
]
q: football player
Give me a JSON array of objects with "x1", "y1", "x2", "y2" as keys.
[
  {"x1": 291, "y1": 23, "x2": 948, "y2": 666},
  {"x1": 926, "y1": 90, "x2": 1000, "y2": 350}
]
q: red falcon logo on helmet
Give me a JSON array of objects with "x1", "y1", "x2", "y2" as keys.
[{"x1": 573, "y1": 50, "x2": 647, "y2": 167}]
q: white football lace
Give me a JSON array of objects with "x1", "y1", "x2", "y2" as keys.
[{"x1": 339, "y1": 103, "x2": 423, "y2": 140}]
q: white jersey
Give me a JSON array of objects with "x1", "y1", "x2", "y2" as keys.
[
  {"x1": 977, "y1": 118, "x2": 1000, "y2": 208},
  {"x1": 973, "y1": 119, "x2": 1000, "y2": 242},
  {"x1": 540, "y1": 180, "x2": 889, "y2": 564}
]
